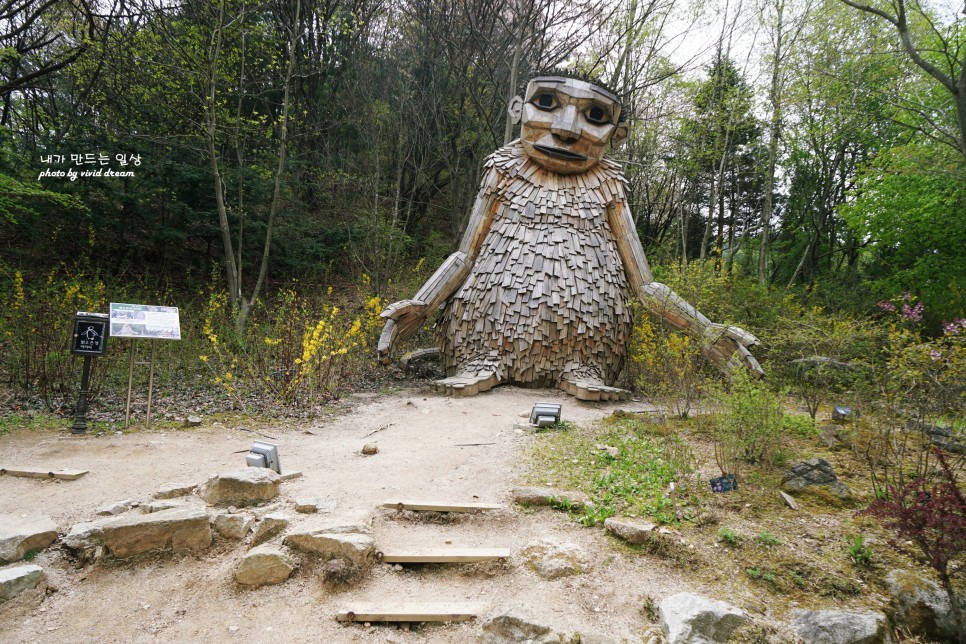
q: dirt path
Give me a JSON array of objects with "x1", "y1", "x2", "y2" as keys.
[{"x1": 0, "y1": 386, "x2": 701, "y2": 643}]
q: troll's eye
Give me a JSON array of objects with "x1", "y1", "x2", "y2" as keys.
[
  {"x1": 534, "y1": 93, "x2": 557, "y2": 110},
  {"x1": 586, "y1": 105, "x2": 609, "y2": 125}
]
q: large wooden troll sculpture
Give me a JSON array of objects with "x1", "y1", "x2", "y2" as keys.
[{"x1": 379, "y1": 75, "x2": 763, "y2": 400}]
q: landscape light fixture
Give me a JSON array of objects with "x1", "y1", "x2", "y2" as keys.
[
  {"x1": 246, "y1": 441, "x2": 282, "y2": 474},
  {"x1": 529, "y1": 402, "x2": 562, "y2": 428}
]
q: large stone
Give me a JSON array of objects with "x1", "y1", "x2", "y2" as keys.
[
  {"x1": 0, "y1": 564, "x2": 45, "y2": 601},
  {"x1": 283, "y1": 530, "x2": 374, "y2": 567},
  {"x1": 250, "y1": 513, "x2": 289, "y2": 545},
  {"x1": 96, "y1": 499, "x2": 135, "y2": 516},
  {"x1": 782, "y1": 458, "x2": 852, "y2": 501},
  {"x1": 660, "y1": 592, "x2": 748, "y2": 643},
  {"x1": 481, "y1": 608, "x2": 562, "y2": 643},
  {"x1": 522, "y1": 541, "x2": 586, "y2": 580},
  {"x1": 924, "y1": 423, "x2": 966, "y2": 455},
  {"x1": 885, "y1": 569, "x2": 961, "y2": 641},
  {"x1": 200, "y1": 469, "x2": 280, "y2": 506},
  {"x1": 511, "y1": 486, "x2": 591, "y2": 512},
  {"x1": 141, "y1": 500, "x2": 185, "y2": 514},
  {"x1": 0, "y1": 515, "x2": 58, "y2": 564},
  {"x1": 64, "y1": 507, "x2": 212, "y2": 559},
  {"x1": 234, "y1": 545, "x2": 295, "y2": 587},
  {"x1": 211, "y1": 512, "x2": 254, "y2": 540},
  {"x1": 154, "y1": 483, "x2": 197, "y2": 500},
  {"x1": 604, "y1": 516, "x2": 658, "y2": 545},
  {"x1": 790, "y1": 609, "x2": 892, "y2": 644}
]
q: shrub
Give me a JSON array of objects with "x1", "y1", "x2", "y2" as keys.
[
  {"x1": 715, "y1": 372, "x2": 786, "y2": 471},
  {"x1": 629, "y1": 313, "x2": 708, "y2": 419},
  {"x1": 860, "y1": 449, "x2": 965, "y2": 637}
]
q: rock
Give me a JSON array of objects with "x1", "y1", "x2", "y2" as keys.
[
  {"x1": 0, "y1": 514, "x2": 58, "y2": 564},
  {"x1": 154, "y1": 483, "x2": 197, "y2": 499},
  {"x1": 96, "y1": 499, "x2": 136, "y2": 516},
  {"x1": 604, "y1": 516, "x2": 658, "y2": 545},
  {"x1": 211, "y1": 512, "x2": 254, "y2": 539},
  {"x1": 660, "y1": 592, "x2": 748, "y2": 643},
  {"x1": 790, "y1": 609, "x2": 892, "y2": 644},
  {"x1": 141, "y1": 500, "x2": 186, "y2": 514},
  {"x1": 0, "y1": 564, "x2": 45, "y2": 601},
  {"x1": 321, "y1": 558, "x2": 358, "y2": 585},
  {"x1": 511, "y1": 486, "x2": 592, "y2": 512},
  {"x1": 885, "y1": 569, "x2": 961, "y2": 641},
  {"x1": 522, "y1": 541, "x2": 585, "y2": 580},
  {"x1": 481, "y1": 608, "x2": 562, "y2": 643},
  {"x1": 250, "y1": 513, "x2": 289, "y2": 545},
  {"x1": 200, "y1": 469, "x2": 280, "y2": 506},
  {"x1": 294, "y1": 497, "x2": 336, "y2": 514},
  {"x1": 604, "y1": 517, "x2": 688, "y2": 554},
  {"x1": 185, "y1": 415, "x2": 203, "y2": 427},
  {"x1": 234, "y1": 545, "x2": 295, "y2": 587},
  {"x1": 781, "y1": 458, "x2": 853, "y2": 501},
  {"x1": 818, "y1": 425, "x2": 851, "y2": 451},
  {"x1": 361, "y1": 443, "x2": 379, "y2": 455},
  {"x1": 596, "y1": 444, "x2": 621, "y2": 459},
  {"x1": 283, "y1": 530, "x2": 374, "y2": 567},
  {"x1": 779, "y1": 491, "x2": 799, "y2": 510},
  {"x1": 924, "y1": 423, "x2": 966, "y2": 455},
  {"x1": 64, "y1": 507, "x2": 212, "y2": 560}
]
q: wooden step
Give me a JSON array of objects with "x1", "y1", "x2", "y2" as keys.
[
  {"x1": 336, "y1": 602, "x2": 479, "y2": 623},
  {"x1": 1, "y1": 466, "x2": 89, "y2": 480},
  {"x1": 382, "y1": 500, "x2": 502, "y2": 513},
  {"x1": 377, "y1": 547, "x2": 510, "y2": 563}
]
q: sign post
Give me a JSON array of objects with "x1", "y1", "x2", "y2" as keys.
[
  {"x1": 109, "y1": 303, "x2": 181, "y2": 427},
  {"x1": 70, "y1": 312, "x2": 110, "y2": 434}
]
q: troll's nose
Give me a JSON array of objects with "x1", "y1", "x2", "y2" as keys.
[{"x1": 551, "y1": 105, "x2": 580, "y2": 141}]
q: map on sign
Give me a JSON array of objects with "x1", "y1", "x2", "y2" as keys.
[{"x1": 109, "y1": 303, "x2": 181, "y2": 340}]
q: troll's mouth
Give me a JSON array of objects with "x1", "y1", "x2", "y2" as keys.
[{"x1": 532, "y1": 144, "x2": 587, "y2": 161}]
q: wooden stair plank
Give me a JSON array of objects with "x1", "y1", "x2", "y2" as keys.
[
  {"x1": 382, "y1": 500, "x2": 502, "y2": 513},
  {"x1": 378, "y1": 547, "x2": 510, "y2": 563},
  {"x1": 335, "y1": 602, "x2": 479, "y2": 623},
  {"x1": 1, "y1": 466, "x2": 89, "y2": 480}
]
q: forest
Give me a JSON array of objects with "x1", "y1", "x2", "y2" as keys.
[{"x1": 0, "y1": 0, "x2": 964, "y2": 411}]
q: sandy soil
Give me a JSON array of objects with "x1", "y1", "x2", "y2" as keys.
[{"x1": 0, "y1": 386, "x2": 713, "y2": 644}]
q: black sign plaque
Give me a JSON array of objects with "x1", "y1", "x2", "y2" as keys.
[{"x1": 72, "y1": 313, "x2": 109, "y2": 356}]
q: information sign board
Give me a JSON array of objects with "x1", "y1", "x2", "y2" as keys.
[
  {"x1": 109, "y1": 303, "x2": 181, "y2": 340},
  {"x1": 72, "y1": 312, "x2": 109, "y2": 356}
]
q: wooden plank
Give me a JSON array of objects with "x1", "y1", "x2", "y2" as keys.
[
  {"x1": 335, "y1": 603, "x2": 479, "y2": 623},
  {"x1": 382, "y1": 501, "x2": 502, "y2": 513},
  {"x1": 0, "y1": 466, "x2": 88, "y2": 480},
  {"x1": 377, "y1": 548, "x2": 510, "y2": 563}
]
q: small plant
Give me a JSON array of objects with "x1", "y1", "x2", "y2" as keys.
[
  {"x1": 719, "y1": 527, "x2": 739, "y2": 546},
  {"x1": 579, "y1": 504, "x2": 616, "y2": 526},
  {"x1": 547, "y1": 496, "x2": 575, "y2": 512},
  {"x1": 641, "y1": 595, "x2": 658, "y2": 622},
  {"x1": 846, "y1": 534, "x2": 873, "y2": 566},
  {"x1": 788, "y1": 569, "x2": 806, "y2": 587},
  {"x1": 757, "y1": 531, "x2": 782, "y2": 546},
  {"x1": 746, "y1": 567, "x2": 762, "y2": 579},
  {"x1": 782, "y1": 413, "x2": 819, "y2": 438},
  {"x1": 23, "y1": 549, "x2": 38, "y2": 561}
]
